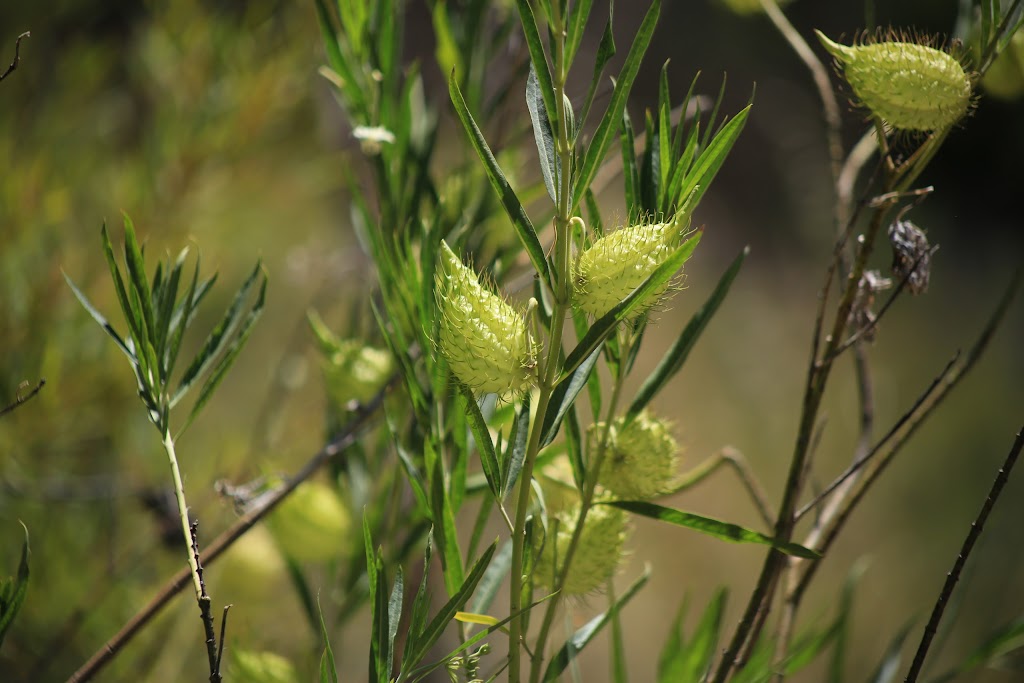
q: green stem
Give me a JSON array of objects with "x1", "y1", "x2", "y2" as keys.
[{"x1": 528, "y1": 334, "x2": 630, "y2": 683}]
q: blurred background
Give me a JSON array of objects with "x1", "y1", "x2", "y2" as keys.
[{"x1": 1, "y1": 0, "x2": 1022, "y2": 681}]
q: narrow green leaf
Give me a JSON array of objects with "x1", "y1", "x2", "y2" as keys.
[
  {"x1": 431, "y1": 456, "x2": 465, "y2": 596},
  {"x1": 403, "y1": 542, "x2": 434, "y2": 666},
  {"x1": 371, "y1": 549, "x2": 388, "y2": 683},
  {"x1": 178, "y1": 271, "x2": 266, "y2": 436},
  {"x1": 527, "y1": 65, "x2": 561, "y2": 204},
  {"x1": 459, "y1": 384, "x2": 500, "y2": 498},
  {"x1": 313, "y1": 0, "x2": 365, "y2": 116},
  {"x1": 540, "y1": 345, "x2": 600, "y2": 448},
  {"x1": 469, "y1": 538, "x2": 513, "y2": 616},
  {"x1": 387, "y1": 567, "x2": 404, "y2": 678},
  {"x1": 565, "y1": 0, "x2": 594, "y2": 69},
  {"x1": 955, "y1": 615, "x2": 1024, "y2": 677},
  {"x1": 572, "y1": 0, "x2": 660, "y2": 212},
  {"x1": 318, "y1": 599, "x2": 339, "y2": 683},
  {"x1": 610, "y1": 584, "x2": 629, "y2": 683},
  {"x1": 544, "y1": 567, "x2": 651, "y2": 682},
  {"x1": 680, "y1": 589, "x2": 726, "y2": 683},
  {"x1": 658, "y1": 60, "x2": 672, "y2": 211},
  {"x1": 99, "y1": 222, "x2": 142, "y2": 345},
  {"x1": 604, "y1": 501, "x2": 821, "y2": 559},
  {"x1": 577, "y1": 3, "x2": 616, "y2": 138},
  {"x1": 561, "y1": 230, "x2": 701, "y2": 380},
  {"x1": 626, "y1": 246, "x2": 747, "y2": 421},
  {"x1": 120, "y1": 214, "x2": 158, "y2": 348},
  {"x1": 63, "y1": 273, "x2": 136, "y2": 363},
  {"x1": 409, "y1": 542, "x2": 497, "y2": 667},
  {"x1": 448, "y1": 71, "x2": 550, "y2": 286},
  {"x1": 501, "y1": 394, "x2": 531, "y2": 501},
  {"x1": 174, "y1": 260, "x2": 263, "y2": 405},
  {"x1": 154, "y1": 248, "x2": 186, "y2": 372},
  {"x1": 657, "y1": 595, "x2": 689, "y2": 683},
  {"x1": 0, "y1": 522, "x2": 30, "y2": 648},
  {"x1": 514, "y1": 0, "x2": 557, "y2": 125},
  {"x1": 621, "y1": 107, "x2": 639, "y2": 218},
  {"x1": 677, "y1": 105, "x2": 751, "y2": 210}
]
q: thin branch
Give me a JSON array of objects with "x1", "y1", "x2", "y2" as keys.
[
  {"x1": 0, "y1": 31, "x2": 29, "y2": 83},
  {"x1": 795, "y1": 353, "x2": 958, "y2": 522},
  {"x1": 904, "y1": 425, "x2": 1024, "y2": 683},
  {"x1": 65, "y1": 373, "x2": 398, "y2": 683},
  {"x1": 665, "y1": 447, "x2": 774, "y2": 530},
  {"x1": 190, "y1": 521, "x2": 220, "y2": 682},
  {"x1": 0, "y1": 379, "x2": 46, "y2": 418}
]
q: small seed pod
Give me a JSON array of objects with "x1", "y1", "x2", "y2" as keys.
[
  {"x1": 573, "y1": 217, "x2": 688, "y2": 321},
  {"x1": 534, "y1": 505, "x2": 628, "y2": 595},
  {"x1": 593, "y1": 411, "x2": 680, "y2": 500},
  {"x1": 816, "y1": 30, "x2": 972, "y2": 132},
  {"x1": 435, "y1": 240, "x2": 537, "y2": 396}
]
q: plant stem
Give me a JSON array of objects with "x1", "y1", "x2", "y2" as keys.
[
  {"x1": 162, "y1": 430, "x2": 219, "y2": 677},
  {"x1": 528, "y1": 337, "x2": 629, "y2": 683},
  {"x1": 904, "y1": 425, "x2": 1024, "y2": 683}
]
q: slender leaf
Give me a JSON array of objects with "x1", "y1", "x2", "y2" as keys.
[
  {"x1": 469, "y1": 538, "x2": 513, "y2": 616},
  {"x1": 318, "y1": 599, "x2": 339, "y2": 683},
  {"x1": 676, "y1": 105, "x2": 751, "y2": 210},
  {"x1": 658, "y1": 61, "x2": 672, "y2": 211},
  {"x1": 448, "y1": 71, "x2": 550, "y2": 286},
  {"x1": 565, "y1": 0, "x2": 595, "y2": 69},
  {"x1": 561, "y1": 231, "x2": 701, "y2": 380},
  {"x1": 621, "y1": 107, "x2": 638, "y2": 217},
  {"x1": 63, "y1": 273, "x2": 136, "y2": 363},
  {"x1": 0, "y1": 523, "x2": 30, "y2": 648},
  {"x1": 178, "y1": 271, "x2": 267, "y2": 436},
  {"x1": 459, "y1": 384, "x2": 500, "y2": 498},
  {"x1": 120, "y1": 214, "x2": 158, "y2": 349},
  {"x1": 604, "y1": 501, "x2": 821, "y2": 559},
  {"x1": 502, "y1": 394, "x2": 531, "y2": 501},
  {"x1": 540, "y1": 346, "x2": 600, "y2": 448},
  {"x1": 527, "y1": 66, "x2": 561, "y2": 204},
  {"x1": 577, "y1": 4, "x2": 616, "y2": 135},
  {"x1": 543, "y1": 567, "x2": 651, "y2": 681},
  {"x1": 663, "y1": 589, "x2": 726, "y2": 683},
  {"x1": 626, "y1": 246, "x2": 747, "y2": 421},
  {"x1": 431, "y1": 456, "x2": 465, "y2": 596},
  {"x1": 174, "y1": 260, "x2": 263, "y2": 404},
  {"x1": 572, "y1": 0, "x2": 660, "y2": 212},
  {"x1": 514, "y1": 0, "x2": 557, "y2": 124},
  {"x1": 387, "y1": 567, "x2": 404, "y2": 678},
  {"x1": 99, "y1": 222, "x2": 142, "y2": 345},
  {"x1": 409, "y1": 542, "x2": 497, "y2": 666}
]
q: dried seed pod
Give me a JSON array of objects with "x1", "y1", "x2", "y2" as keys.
[
  {"x1": 534, "y1": 505, "x2": 628, "y2": 595},
  {"x1": 593, "y1": 411, "x2": 680, "y2": 501},
  {"x1": 573, "y1": 216, "x2": 690, "y2": 321},
  {"x1": 816, "y1": 30, "x2": 972, "y2": 131},
  {"x1": 888, "y1": 219, "x2": 933, "y2": 295},
  {"x1": 435, "y1": 240, "x2": 537, "y2": 396},
  {"x1": 847, "y1": 270, "x2": 893, "y2": 341}
]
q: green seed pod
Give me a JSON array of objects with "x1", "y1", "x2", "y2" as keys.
[
  {"x1": 573, "y1": 217, "x2": 687, "y2": 321},
  {"x1": 534, "y1": 505, "x2": 628, "y2": 595},
  {"x1": 594, "y1": 411, "x2": 679, "y2": 500},
  {"x1": 267, "y1": 480, "x2": 352, "y2": 563},
  {"x1": 982, "y1": 29, "x2": 1024, "y2": 101},
  {"x1": 435, "y1": 240, "x2": 537, "y2": 396},
  {"x1": 230, "y1": 650, "x2": 300, "y2": 683},
  {"x1": 816, "y1": 31, "x2": 972, "y2": 131}
]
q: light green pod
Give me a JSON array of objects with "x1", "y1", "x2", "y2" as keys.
[
  {"x1": 573, "y1": 218, "x2": 686, "y2": 321},
  {"x1": 595, "y1": 411, "x2": 679, "y2": 501},
  {"x1": 817, "y1": 31, "x2": 972, "y2": 131},
  {"x1": 534, "y1": 505, "x2": 628, "y2": 595},
  {"x1": 434, "y1": 240, "x2": 536, "y2": 396}
]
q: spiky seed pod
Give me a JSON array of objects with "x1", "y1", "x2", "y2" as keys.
[
  {"x1": 816, "y1": 31, "x2": 972, "y2": 132},
  {"x1": 573, "y1": 217, "x2": 687, "y2": 321},
  {"x1": 593, "y1": 411, "x2": 680, "y2": 500},
  {"x1": 534, "y1": 505, "x2": 628, "y2": 595},
  {"x1": 435, "y1": 240, "x2": 537, "y2": 396}
]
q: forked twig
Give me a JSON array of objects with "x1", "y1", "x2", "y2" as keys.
[
  {"x1": 904, "y1": 425, "x2": 1024, "y2": 683},
  {"x1": 0, "y1": 31, "x2": 29, "y2": 82}
]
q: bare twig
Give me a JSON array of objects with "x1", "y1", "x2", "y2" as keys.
[
  {"x1": 190, "y1": 521, "x2": 221, "y2": 682},
  {"x1": 65, "y1": 373, "x2": 398, "y2": 683},
  {"x1": 0, "y1": 31, "x2": 29, "y2": 83},
  {"x1": 0, "y1": 379, "x2": 46, "y2": 418},
  {"x1": 904, "y1": 425, "x2": 1024, "y2": 683}
]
